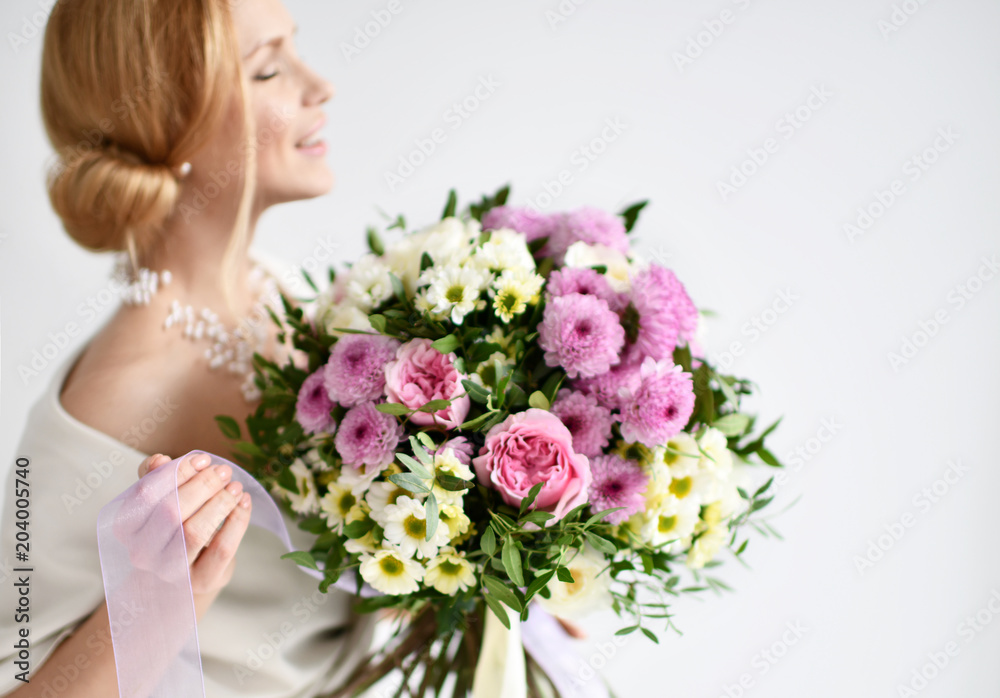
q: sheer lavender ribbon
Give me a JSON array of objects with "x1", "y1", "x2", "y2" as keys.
[{"x1": 96, "y1": 450, "x2": 609, "y2": 697}]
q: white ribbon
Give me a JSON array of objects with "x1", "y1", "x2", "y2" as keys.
[{"x1": 471, "y1": 611, "x2": 527, "y2": 698}]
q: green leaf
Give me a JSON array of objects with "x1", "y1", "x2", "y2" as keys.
[
  {"x1": 527, "y1": 391, "x2": 550, "y2": 410},
  {"x1": 431, "y1": 334, "x2": 461, "y2": 354},
  {"x1": 416, "y1": 432, "x2": 436, "y2": 451},
  {"x1": 461, "y1": 379, "x2": 492, "y2": 405},
  {"x1": 397, "y1": 452, "x2": 431, "y2": 479},
  {"x1": 441, "y1": 189, "x2": 458, "y2": 219},
  {"x1": 388, "y1": 473, "x2": 431, "y2": 494},
  {"x1": 481, "y1": 526, "x2": 497, "y2": 557},
  {"x1": 420, "y1": 251, "x2": 434, "y2": 272},
  {"x1": 367, "y1": 314, "x2": 388, "y2": 334},
  {"x1": 375, "y1": 402, "x2": 411, "y2": 416},
  {"x1": 524, "y1": 570, "x2": 556, "y2": 601},
  {"x1": 483, "y1": 575, "x2": 523, "y2": 612},
  {"x1": 344, "y1": 519, "x2": 374, "y2": 539},
  {"x1": 418, "y1": 398, "x2": 452, "y2": 413},
  {"x1": 619, "y1": 200, "x2": 649, "y2": 233},
  {"x1": 436, "y1": 474, "x2": 473, "y2": 492},
  {"x1": 389, "y1": 273, "x2": 409, "y2": 308},
  {"x1": 586, "y1": 507, "x2": 624, "y2": 525},
  {"x1": 409, "y1": 436, "x2": 434, "y2": 466},
  {"x1": 425, "y1": 491, "x2": 440, "y2": 541},
  {"x1": 459, "y1": 411, "x2": 497, "y2": 431},
  {"x1": 366, "y1": 227, "x2": 385, "y2": 256},
  {"x1": 540, "y1": 371, "x2": 566, "y2": 404},
  {"x1": 281, "y1": 550, "x2": 319, "y2": 571},
  {"x1": 713, "y1": 413, "x2": 751, "y2": 437},
  {"x1": 521, "y1": 510, "x2": 555, "y2": 526},
  {"x1": 556, "y1": 567, "x2": 575, "y2": 584},
  {"x1": 215, "y1": 415, "x2": 241, "y2": 440},
  {"x1": 519, "y1": 482, "x2": 544, "y2": 517},
  {"x1": 484, "y1": 593, "x2": 511, "y2": 630},
  {"x1": 641, "y1": 628, "x2": 659, "y2": 644},
  {"x1": 615, "y1": 624, "x2": 639, "y2": 636},
  {"x1": 584, "y1": 531, "x2": 616, "y2": 554},
  {"x1": 757, "y1": 447, "x2": 781, "y2": 467},
  {"x1": 502, "y1": 537, "x2": 525, "y2": 587}
]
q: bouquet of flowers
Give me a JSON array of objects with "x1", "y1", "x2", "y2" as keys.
[{"x1": 219, "y1": 187, "x2": 784, "y2": 697}]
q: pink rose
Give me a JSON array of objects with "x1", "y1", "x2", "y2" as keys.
[
  {"x1": 473, "y1": 408, "x2": 591, "y2": 522},
  {"x1": 384, "y1": 338, "x2": 471, "y2": 430}
]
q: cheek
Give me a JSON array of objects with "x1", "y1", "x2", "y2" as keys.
[{"x1": 253, "y1": 101, "x2": 296, "y2": 171}]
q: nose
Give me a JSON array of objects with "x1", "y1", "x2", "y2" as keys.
[{"x1": 304, "y1": 67, "x2": 334, "y2": 107}]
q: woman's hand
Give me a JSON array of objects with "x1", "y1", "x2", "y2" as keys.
[{"x1": 136, "y1": 453, "x2": 252, "y2": 604}]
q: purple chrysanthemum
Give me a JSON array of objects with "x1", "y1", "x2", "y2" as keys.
[
  {"x1": 538, "y1": 293, "x2": 625, "y2": 379},
  {"x1": 546, "y1": 267, "x2": 626, "y2": 312},
  {"x1": 334, "y1": 401, "x2": 403, "y2": 469},
  {"x1": 436, "y1": 436, "x2": 474, "y2": 465},
  {"x1": 482, "y1": 206, "x2": 559, "y2": 250},
  {"x1": 550, "y1": 389, "x2": 615, "y2": 457},
  {"x1": 618, "y1": 357, "x2": 695, "y2": 448},
  {"x1": 549, "y1": 207, "x2": 630, "y2": 262},
  {"x1": 588, "y1": 455, "x2": 648, "y2": 524},
  {"x1": 624, "y1": 264, "x2": 698, "y2": 363},
  {"x1": 295, "y1": 369, "x2": 336, "y2": 435},
  {"x1": 324, "y1": 334, "x2": 401, "y2": 407},
  {"x1": 573, "y1": 360, "x2": 643, "y2": 411}
]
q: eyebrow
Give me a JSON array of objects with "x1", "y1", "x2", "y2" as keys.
[{"x1": 242, "y1": 24, "x2": 298, "y2": 60}]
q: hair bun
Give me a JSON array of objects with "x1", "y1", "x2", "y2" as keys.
[{"x1": 46, "y1": 142, "x2": 180, "y2": 254}]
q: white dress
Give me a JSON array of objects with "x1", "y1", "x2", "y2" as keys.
[{"x1": 0, "y1": 252, "x2": 376, "y2": 697}]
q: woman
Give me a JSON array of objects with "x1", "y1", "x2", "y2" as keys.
[{"x1": 0, "y1": 0, "x2": 376, "y2": 695}]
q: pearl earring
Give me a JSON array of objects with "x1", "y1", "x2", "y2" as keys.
[{"x1": 175, "y1": 162, "x2": 192, "y2": 179}]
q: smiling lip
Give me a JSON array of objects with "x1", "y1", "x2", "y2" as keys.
[{"x1": 295, "y1": 116, "x2": 326, "y2": 151}]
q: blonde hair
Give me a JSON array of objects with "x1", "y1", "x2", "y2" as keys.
[{"x1": 40, "y1": 0, "x2": 257, "y2": 307}]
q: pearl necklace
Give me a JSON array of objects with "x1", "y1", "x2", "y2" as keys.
[{"x1": 114, "y1": 255, "x2": 280, "y2": 402}]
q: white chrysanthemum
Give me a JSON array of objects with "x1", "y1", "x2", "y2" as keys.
[
  {"x1": 385, "y1": 217, "x2": 480, "y2": 294},
  {"x1": 318, "y1": 301, "x2": 372, "y2": 337},
  {"x1": 697, "y1": 427, "x2": 735, "y2": 500},
  {"x1": 687, "y1": 524, "x2": 728, "y2": 569},
  {"x1": 432, "y1": 448, "x2": 474, "y2": 481},
  {"x1": 338, "y1": 462, "x2": 384, "y2": 496},
  {"x1": 490, "y1": 268, "x2": 545, "y2": 323},
  {"x1": 319, "y1": 479, "x2": 359, "y2": 531},
  {"x1": 564, "y1": 242, "x2": 632, "y2": 293},
  {"x1": 286, "y1": 458, "x2": 320, "y2": 514},
  {"x1": 302, "y1": 447, "x2": 333, "y2": 472},
  {"x1": 472, "y1": 228, "x2": 536, "y2": 274},
  {"x1": 344, "y1": 504, "x2": 379, "y2": 555},
  {"x1": 639, "y1": 497, "x2": 701, "y2": 550},
  {"x1": 382, "y1": 495, "x2": 450, "y2": 559},
  {"x1": 344, "y1": 254, "x2": 394, "y2": 311},
  {"x1": 420, "y1": 265, "x2": 489, "y2": 325},
  {"x1": 438, "y1": 501, "x2": 471, "y2": 541},
  {"x1": 359, "y1": 547, "x2": 424, "y2": 595},
  {"x1": 366, "y1": 482, "x2": 413, "y2": 526},
  {"x1": 424, "y1": 547, "x2": 476, "y2": 595},
  {"x1": 535, "y1": 546, "x2": 613, "y2": 620},
  {"x1": 484, "y1": 326, "x2": 516, "y2": 358},
  {"x1": 659, "y1": 433, "x2": 701, "y2": 479}
]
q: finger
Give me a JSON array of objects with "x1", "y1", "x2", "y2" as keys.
[
  {"x1": 137, "y1": 454, "x2": 170, "y2": 479},
  {"x1": 557, "y1": 618, "x2": 587, "y2": 639},
  {"x1": 190, "y1": 492, "x2": 252, "y2": 587},
  {"x1": 176, "y1": 463, "x2": 232, "y2": 521},
  {"x1": 182, "y1": 480, "x2": 244, "y2": 561}
]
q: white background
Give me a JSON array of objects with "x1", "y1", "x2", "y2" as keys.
[{"x1": 2, "y1": 0, "x2": 999, "y2": 696}]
